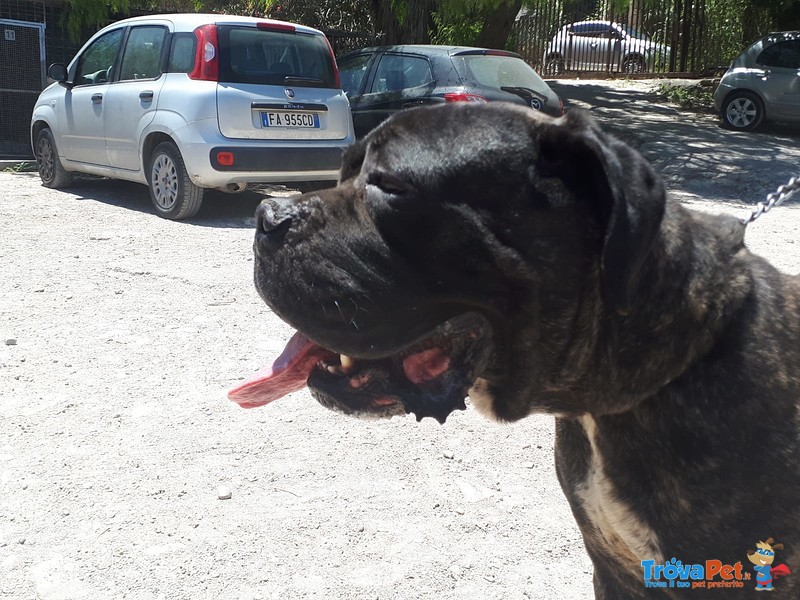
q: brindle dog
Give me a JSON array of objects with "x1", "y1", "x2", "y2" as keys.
[{"x1": 229, "y1": 104, "x2": 800, "y2": 598}]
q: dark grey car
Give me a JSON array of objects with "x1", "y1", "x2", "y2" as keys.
[{"x1": 337, "y1": 45, "x2": 563, "y2": 138}]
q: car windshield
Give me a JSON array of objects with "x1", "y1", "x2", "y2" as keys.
[
  {"x1": 453, "y1": 55, "x2": 548, "y2": 93},
  {"x1": 620, "y1": 25, "x2": 650, "y2": 41},
  {"x1": 217, "y1": 25, "x2": 337, "y2": 88}
]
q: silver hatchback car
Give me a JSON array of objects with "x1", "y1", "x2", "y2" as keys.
[
  {"x1": 714, "y1": 31, "x2": 800, "y2": 131},
  {"x1": 31, "y1": 13, "x2": 354, "y2": 219},
  {"x1": 543, "y1": 20, "x2": 670, "y2": 75}
]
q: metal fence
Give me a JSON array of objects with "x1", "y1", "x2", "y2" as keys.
[
  {"x1": 512, "y1": 0, "x2": 751, "y2": 76},
  {"x1": 0, "y1": 0, "x2": 85, "y2": 157}
]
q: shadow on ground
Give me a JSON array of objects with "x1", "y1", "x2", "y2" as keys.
[
  {"x1": 60, "y1": 177, "x2": 306, "y2": 228},
  {"x1": 550, "y1": 81, "x2": 800, "y2": 207}
]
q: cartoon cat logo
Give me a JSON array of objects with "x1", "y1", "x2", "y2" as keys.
[{"x1": 747, "y1": 538, "x2": 791, "y2": 591}]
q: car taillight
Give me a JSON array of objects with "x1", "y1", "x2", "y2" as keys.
[
  {"x1": 216, "y1": 151, "x2": 234, "y2": 167},
  {"x1": 444, "y1": 92, "x2": 488, "y2": 103},
  {"x1": 189, "y1": 24, "x2": 219, "y2": 81},
  {"x1": 323, "y1": 35, "x2": 341, "y2": 89},
  {"x1": 257, "y1": 21, "x2": 296, "y2": 33}
]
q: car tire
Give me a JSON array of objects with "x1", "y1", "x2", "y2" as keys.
[
  {"x1": 721, "y1": 92, "x2": 764, "y2": 131},
  {"x1": 35, "y1": 128, "x2": 73, "y2": 189},
  {"x1": 622, "y1": 55, "x2": 646, "y2": 74},
  {"x1": 147, "y1": 141, "x2": 204, "y2": 220},
  {"x1": 544, "y1": 56, "x2": 564, "y2": 76}
]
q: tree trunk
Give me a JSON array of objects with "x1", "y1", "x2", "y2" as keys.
[{"x1": 475, "y1": 0, "x2": 522, "y2": 50}]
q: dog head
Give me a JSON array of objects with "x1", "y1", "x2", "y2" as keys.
[{"x1": 229, "y1": 103, "x2": 666, "y2": 423}]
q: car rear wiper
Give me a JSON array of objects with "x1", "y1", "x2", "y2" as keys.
[{"x1": 501, "y1": 86, "x2": 545, "y2": 99}]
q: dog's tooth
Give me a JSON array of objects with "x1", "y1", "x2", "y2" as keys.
[
  {"x1": 326, "y1": 364, "x2": 339, "y2": 374},
  {"x1": 340, "y1": 355, "x2": 354, "y2": 370}
]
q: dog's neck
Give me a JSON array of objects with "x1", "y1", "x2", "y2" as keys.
[
  {"x1": 473, "y1": 201, "x2": 777, "y2": 422},
  {"x1": 559, "y1": 201, "x2": 754, "y2": 417}
]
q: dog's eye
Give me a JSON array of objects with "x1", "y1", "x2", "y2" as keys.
[{"x1": 366, "y1": 172, "x2": 413, "y2": 196}]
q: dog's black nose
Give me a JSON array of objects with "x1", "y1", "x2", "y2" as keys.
[{"x1": 255, "y1": 201, "x2": 293, "y2": 252}]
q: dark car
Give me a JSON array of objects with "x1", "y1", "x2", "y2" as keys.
[{"x1": 337, "y1": 44, "x2": 563, "y2": 138}]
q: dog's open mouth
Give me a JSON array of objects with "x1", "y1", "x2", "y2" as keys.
[{"x1": 228, "y1": 312, "x2": 493, "y2": 423}]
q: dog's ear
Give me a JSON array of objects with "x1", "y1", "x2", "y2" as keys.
[
  {"x1": 535, "y1": 110, "x2": 665, "y2": 314},
  {"x1": 773, "y1": 542, "x2": 784, "y2": 551},
  {"x1": 339, "y1": 138, "x2": 367, "y2": 183}
]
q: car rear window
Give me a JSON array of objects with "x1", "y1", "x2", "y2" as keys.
[
  {"x1": 217, "y1": 25, "x2": 337, "y2": 88},
  {"x1": 453, "y1": 55, "x2": 549, "y2": 93}
]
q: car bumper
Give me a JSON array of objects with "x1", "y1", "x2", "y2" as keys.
[
  {"x1": 209, "y1": 146, "x2": 346, "y2": 175},
  {"x1": 713, "y1": 82, "x2": 733, "y2": 114},
  {"x1": 173, "y1": 117, "x2": 353, "y2": 188}
]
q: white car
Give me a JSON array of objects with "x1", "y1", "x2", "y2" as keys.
[
  {"x1": 31, "y1": 13, "x2": 355, "y2": 219},
  {"x1": 543, "y1": 20, "x2": 670, "y2": 75}
]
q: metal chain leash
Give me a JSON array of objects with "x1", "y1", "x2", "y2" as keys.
[{"x1": 741, "y1": 175, "x2": 800, "y2": 226}]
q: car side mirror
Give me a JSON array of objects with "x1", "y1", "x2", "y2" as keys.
[{"x1": 48, "y1": 63, "x2": 73, "y2": 88}]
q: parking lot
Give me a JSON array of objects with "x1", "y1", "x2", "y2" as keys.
[{"x1": 1, "y1": 80, "x2": 799, "y2": 599}]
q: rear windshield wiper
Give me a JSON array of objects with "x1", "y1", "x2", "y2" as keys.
[{"x1": 501, "y1": 86, "x2": 548, "y2": 101}]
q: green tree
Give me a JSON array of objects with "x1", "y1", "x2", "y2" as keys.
[{"x1": 63, "y1": 0, "x2": 130, "y2": 39}]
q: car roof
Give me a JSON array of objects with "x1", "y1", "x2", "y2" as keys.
[
  {"x1": 96, "y1": 13, "x2": 323, "y2": 36},
  {"x1": 341, "y1": 44, "x2": 522, "y2": 59}
]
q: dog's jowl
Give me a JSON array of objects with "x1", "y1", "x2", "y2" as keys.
[{"x1": 229, "y1": 103, "x2": 799, "y2": 598}]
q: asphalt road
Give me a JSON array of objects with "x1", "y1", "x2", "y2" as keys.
[{"x1": 551, "y1": 79, "x2": 800, "y2": 209}]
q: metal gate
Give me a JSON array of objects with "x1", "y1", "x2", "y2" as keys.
[
  {"x1": 0, "y1": 19, "x2": 45, "y2": 157},
  {"x1": 513, "y1": 0, "x2": 719, "y2": 77}
]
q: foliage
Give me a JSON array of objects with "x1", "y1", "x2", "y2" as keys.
[
  {"x1": 656, "y1": 81, "x2": 714, "y2": 110},
  {"x1": 60, "y1": 0, "x2": 800, "y2": 71},
  {"x1": 3, "y1": 162, "x2": 38, "y2": 173},
  {"x1": 63, "y1": 0, "x2": 130, "y2": 40},
  {"x1": 260, "y1": 0, "x2": 373, "y2": 31},
  {"x1": 154, "y1": 0, "x2": 376, "y2": 31},
  {"x1": 430, "y1": 3, "x2": 484, "y2": 45}
]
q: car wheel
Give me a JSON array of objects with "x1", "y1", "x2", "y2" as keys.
[
  {"x1": 544, "y1": 56, "x2": 564, "y2": 76},
  {"x1": 622, "y1": 55, "x2": 645, "y2": 74},
  {"x1": 147, "y1": 141, "x2": 204, "y2": 220},
  {"x1": 35, "y1": 128, "x2": 73, "y2": 189},
  {"x1": 721, "y1": 92, "x2": 764, "y2": 131}
]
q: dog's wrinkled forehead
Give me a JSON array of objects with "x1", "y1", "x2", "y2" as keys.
[{"x1": 340, "y1": 103, "x2": 563, "y2": 187}]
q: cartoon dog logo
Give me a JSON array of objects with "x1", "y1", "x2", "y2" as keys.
[{"x1": 747, "y1": 538, "x2": 791, "y2": 591}]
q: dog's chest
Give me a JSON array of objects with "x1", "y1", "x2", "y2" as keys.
[{"x1": 576, "y1": 416, "x2": 663, "y2": 569}]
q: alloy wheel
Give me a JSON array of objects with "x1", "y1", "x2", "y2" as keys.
[
  {"x1": 725, "y1": 97, "x2": 758, "y2": 129},
  {"x1": 36, "y1": 136, "x2": 55, "y2": 183},
  {"x1": 151, "y1": 153, "x2": 179, "y2": 211}
]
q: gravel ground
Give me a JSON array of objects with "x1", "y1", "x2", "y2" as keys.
[{"x1": 1, "y1": 80, "x2": 799, "y2": 600}]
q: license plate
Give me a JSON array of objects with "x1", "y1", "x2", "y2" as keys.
[{"x1": 261, "y1": 111, "x2": 320, "y2": 128}]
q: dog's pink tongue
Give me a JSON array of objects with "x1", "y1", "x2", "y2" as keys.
[{"x1": 228, "y1": 332, "x2": 333, "y2": 408}]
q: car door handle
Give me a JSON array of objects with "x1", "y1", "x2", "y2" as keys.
[
  {"x1": 139, "y1": 91, "x2": 154, "y2": 101},
  {"x1": 91, "y1": 93, "x2": 103, "y2": 104},
  {"x1": 403, "y1": 100, "x2": 425, "y2": 107}
]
